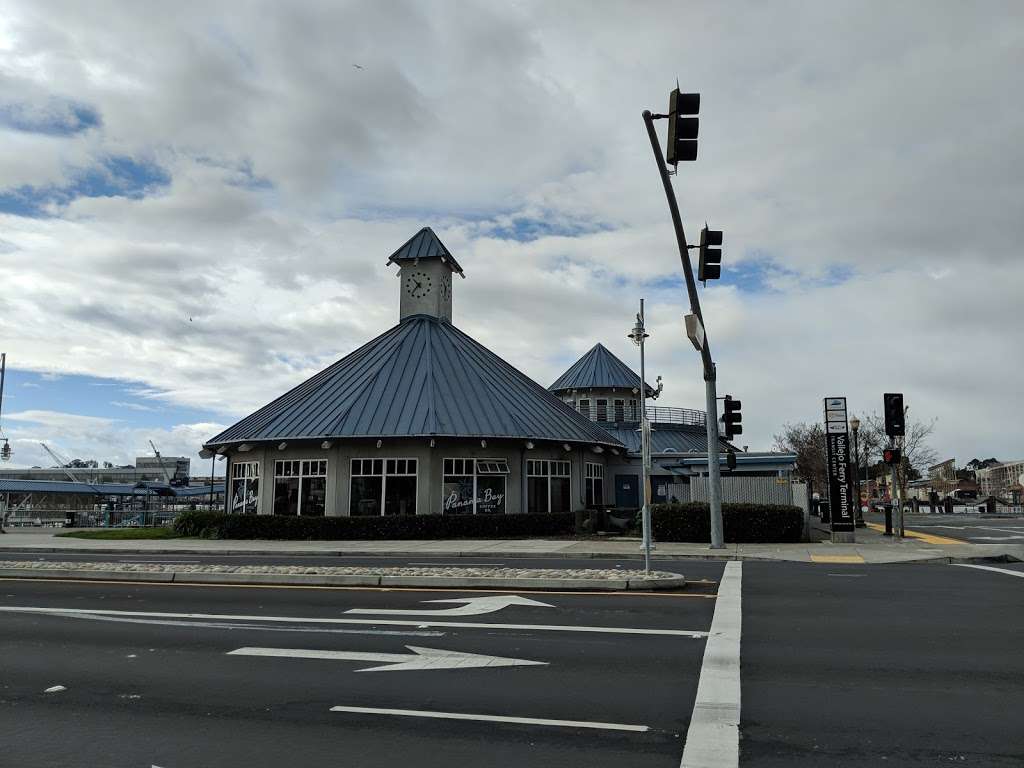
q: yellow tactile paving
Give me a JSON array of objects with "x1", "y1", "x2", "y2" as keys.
[
  {"x1": 864, "y1": 522, "x2": 964, "y2": 545},
  {"x1": 810, "y1": 554, "x2": 866, "y2": 564}
]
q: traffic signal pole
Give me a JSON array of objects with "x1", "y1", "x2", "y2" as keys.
[{"x1": 641, "y1": 110, "x2": 725, "y2": 550}]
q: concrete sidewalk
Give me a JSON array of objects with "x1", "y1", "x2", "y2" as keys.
[{"x1": 0, "y1": 525, "x2": 1020, "y2": 564}]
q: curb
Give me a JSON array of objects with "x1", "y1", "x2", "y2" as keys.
[
  {"x1": 0, "y1": 545, "x2": 731, "y2": 561},
  {"x1": 0, "y1": 567, "x2": 687, "y2": 591}
]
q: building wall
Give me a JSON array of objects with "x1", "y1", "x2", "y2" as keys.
[
  {"x1": 557, "y1": 388, "x2": 642, "y2": 424},
  {"x1": 976, "y1": 460, "x2": 1024, "y2": 497},
  {"x1": 229, "y1": 438, "x2": 607, "y2": 517}
]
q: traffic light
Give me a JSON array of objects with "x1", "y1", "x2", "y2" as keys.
[
  {"x1": 666, "y1": 89, "x2": 699, "y2": 165},
  {"x1": 726, "y1": 449, "x2": 737, "y2": 471},
  {"x1": 698, "y1": 225, "x2": 723, "y2": 282},
  {"x1": 883, "y1": 393, "x2": 905, "y2": 437},
  {"x1": 883, "y1": 447, "x2": 902, "y2": 465},
  {"x1": 722, "y1": 395, "x2": 742, "y2": 439}
]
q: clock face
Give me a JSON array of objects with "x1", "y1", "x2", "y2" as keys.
[
  {"x1": 439, "y1": 275, "x2": 450, "y2": 300},
  {"x1": 404, "y1": 270, "x2": 432, "y2": 298}
]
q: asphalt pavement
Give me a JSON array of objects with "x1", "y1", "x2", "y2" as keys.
[
  {"x1": 892, "y1": 514, "x2": 1024, "y2": 544},
  {"x1": 1, "y1": 561, "x2": 723, "y2": 768},
  {"x1": 2, "y1": 556, "x2": 1022, "y2": 767}
]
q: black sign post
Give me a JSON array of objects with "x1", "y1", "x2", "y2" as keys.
[{"x1": 824, "y1": 397, "x2": 855, "y2": 542}]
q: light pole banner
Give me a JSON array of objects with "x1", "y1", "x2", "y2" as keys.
[{"x1": 823, "y1": 396, "x2": 855, "y2": 532}]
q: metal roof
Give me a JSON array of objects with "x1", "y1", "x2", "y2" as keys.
[
  {"x1": 206, "y1": 315, "x2": 623, "y2": 448},
  {"x1": 549, "y1": 343, "x2": 655, "y2": 396},
  {"x1": 386, "y1": 227, "x2": 465, "y2": 276},
  {"x1": 600, "y1": 425, "x2": 733, "y2": 456},
  {"x1": 0, "y1": 479, "x2": 177, "y2": 496}
]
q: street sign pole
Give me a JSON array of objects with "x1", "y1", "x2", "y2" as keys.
[{"x1": 823, "y1": 397, "x2": 856, "y2": 543}]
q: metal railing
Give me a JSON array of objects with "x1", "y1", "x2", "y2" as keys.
[{"x1": 644, "y1": 406, "x2": 706, "y2": 427}]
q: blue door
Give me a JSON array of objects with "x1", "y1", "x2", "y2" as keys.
[{"x1": 615, "y1": 474, "x2": 640, "y2": 509}]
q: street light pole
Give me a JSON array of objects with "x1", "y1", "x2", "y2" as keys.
[
  {"x1": 629, "y1": 300, "x2": 653, "y2": 573},
  {"x1": 850, "y1": 417, "x2": 863, "y2": 527},
  {"x1": 641, "y1": 109, "x2": 724, "y2": 549}
]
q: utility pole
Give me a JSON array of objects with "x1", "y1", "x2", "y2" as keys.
[
  {"x1": 629, "y1": 301, "x2": 653, "y2": 573},
  {"x1": 642, "y1": 92, "x2": 725, "y2": 549},
  {"x1": 0, "y1": 353, "x2": 10, "y2": 462}
]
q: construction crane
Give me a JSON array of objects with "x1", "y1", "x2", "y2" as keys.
[
  {"x1": 148, "y1": 440, "x2": 174, "y2": 484},
  {"x1": 40, "y1": 443, "x2": 88, "y2": 484}
]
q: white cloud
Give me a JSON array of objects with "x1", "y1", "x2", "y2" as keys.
[
  {"x1": 3, "y1": 409, "x2": 225, "y2": 471},
  {"x1": 0, "y1": 0, "x2": 1022, "y2": 464}
]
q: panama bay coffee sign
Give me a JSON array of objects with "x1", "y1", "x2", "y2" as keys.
[{"x1": 442, "y1": 478, "x2": 506, "y2": 515}]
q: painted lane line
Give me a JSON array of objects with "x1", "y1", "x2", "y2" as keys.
[
  {"x1": 229, "y1": 645, "x2": 546, "y2": 672},
  {"x1": 0, "y1": 606, "x2": 709, "y2": 638},
  {"x1": 344, "y1": 594, "x2": 554, "y2": 617},
  {"x1": 952, "y1": 564, "x2": 1024, "y2": 579},
  {"x1": 680, "y1": 560, "x2": 741, "y2": 768},
  {"x1": 329, "y1": 705, "x2": 649, "y2": 732},
  {"x1": 37, "y1": 610, "x2": 445, "y2": 636}
]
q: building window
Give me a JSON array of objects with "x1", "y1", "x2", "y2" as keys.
[
  {"x1": 629, "y1": 399, "x2": 639, "y2": 421},
  {"x1": 443, "y1": 458, "x2": 509, "y2": 514},
  {"x1": 613, "y1": 399, "x2": 625, "y2": 422},
  {"x1": 350, "y1": 458, "x2": 417, "y2": 516},
  {"x1": 585, "y1": 462, "x2": 604, "y2": 508},
  {"x1": 578, "y1": 399, "x2": 591, "y2": 420},
  {"x1": 527, "y1": 460, "x2": 571, "y2": 514},
  {"x1": 596, "y1": 399, "x2": 608, "y2": 421},
  {"x1": 230, "y1": 461, "x2": 260, "y2": 515},
  {"x1": 273, "y1": 460, "x2": 327, "y2": 516}
]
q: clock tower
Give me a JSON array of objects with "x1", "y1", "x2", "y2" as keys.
[{"x1": 387, "y1": 227, "x2": 463, "y2": 323}]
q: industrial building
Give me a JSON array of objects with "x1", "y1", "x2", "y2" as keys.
[{"x1": 0, "y1": 456, "x2": 191, "y2": 485}]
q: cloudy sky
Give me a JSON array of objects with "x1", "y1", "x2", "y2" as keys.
[{"x1": 1, "y1": 0, "x2": 1021, "y2": 473}]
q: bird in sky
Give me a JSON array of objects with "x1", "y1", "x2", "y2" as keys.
[{"x1": 352, "y1": 64, "x2": 364, "y2": 70}]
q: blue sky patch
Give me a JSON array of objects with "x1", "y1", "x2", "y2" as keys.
[
  {"x1": 1, "y1": 369, "x2": 224, "y2": 433},
  {"x1": 487, "y1": 216, "x2": 611, "y2": 242},
  {"x1": 0, "y1": 99, "x2": 101, "y2": 136},
  {"x1": 0, "y1": 155, "x2": 170, "y2": 217}
]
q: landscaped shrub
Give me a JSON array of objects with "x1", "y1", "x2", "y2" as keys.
[
  {"x1": 647, "y1": 502, "x2": 803, "y2": 543},
  {"x1": 173, "y1": 510, "x2": 576, "y2": 540}
]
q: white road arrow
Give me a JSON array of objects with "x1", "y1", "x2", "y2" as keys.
[
  {"x1": 344, "y1": 595, "x2": 555, "y2": 617},
  {"x1": 227, "y1": 645, "x2": 548, "y2": 672}
]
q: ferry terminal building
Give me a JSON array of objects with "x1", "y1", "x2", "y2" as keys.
[{"x1": 204, "y1": 228, "x2": 794, "y2": 518}]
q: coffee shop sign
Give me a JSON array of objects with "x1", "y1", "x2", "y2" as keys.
[{"x1": 444, "y1": 487, "x2": 504, "y2": 512}]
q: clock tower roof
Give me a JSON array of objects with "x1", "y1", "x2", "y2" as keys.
[{"x1": 386, "y1": 227, "x2": 465, "y2": 276}]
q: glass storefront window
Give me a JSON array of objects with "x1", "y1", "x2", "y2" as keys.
[
  {"x1": 273, "y1": 459, "x2": 327, "y2": 516},
  {"x1": 442, "y1": 458, "x2": 508, "y2": 514},
  {"x1": 230, "y1": 461, "x2": 259, "y2": 515},
  {"x1": 350, "y1": 458, "x2": 417, "y2": 516},
  {"x1": 526, "y1": 460, "x2": 571, "y2": 514},
  {"x1": 585, "y1": 462, "x2": 604, "y2": 507}
]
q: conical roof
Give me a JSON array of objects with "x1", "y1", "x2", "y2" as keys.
[
  {"x1": 206, "y1": 316, "x2": 621, "y2": 448},
  {"x1": 549, "y1": 343, "x2": 655, "y2": 396},
  {"x1": 386, "y1": 227, "x2": 465, "y2": 276}
]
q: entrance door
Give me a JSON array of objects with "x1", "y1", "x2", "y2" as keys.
[{"x1": 615, "y1": 474, "x2": 640, "y2": 509}]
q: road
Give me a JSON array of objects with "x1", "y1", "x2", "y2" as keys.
[
  {"x1": 891, "y1": 514, "x2": 1024, "y2": 543},
  {"x1": 2, "y1": 556, "x2": 1022, "y2": 767}
]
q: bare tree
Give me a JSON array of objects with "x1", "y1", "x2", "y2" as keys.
[
  {"x1": 773, "y1": 422, "x2": 827, "y2": 495},
  {"x1": 854, "y1": 409, "x2": 938, "y2": 499}
]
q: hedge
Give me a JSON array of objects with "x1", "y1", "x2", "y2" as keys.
[
  {"x1": 648, "y1": 502, "x2": 804, "y2": 543},
  {"x1": 173, "y1": 510, "x2": 576, "y2": 540}
]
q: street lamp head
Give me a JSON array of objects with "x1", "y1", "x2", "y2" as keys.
[
  {"x1": 849, "y1": 416, "x2": 860, "y2": 432},
  {"x1": 628, "y1": 319, "x2": 648, "y2": 346}
]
